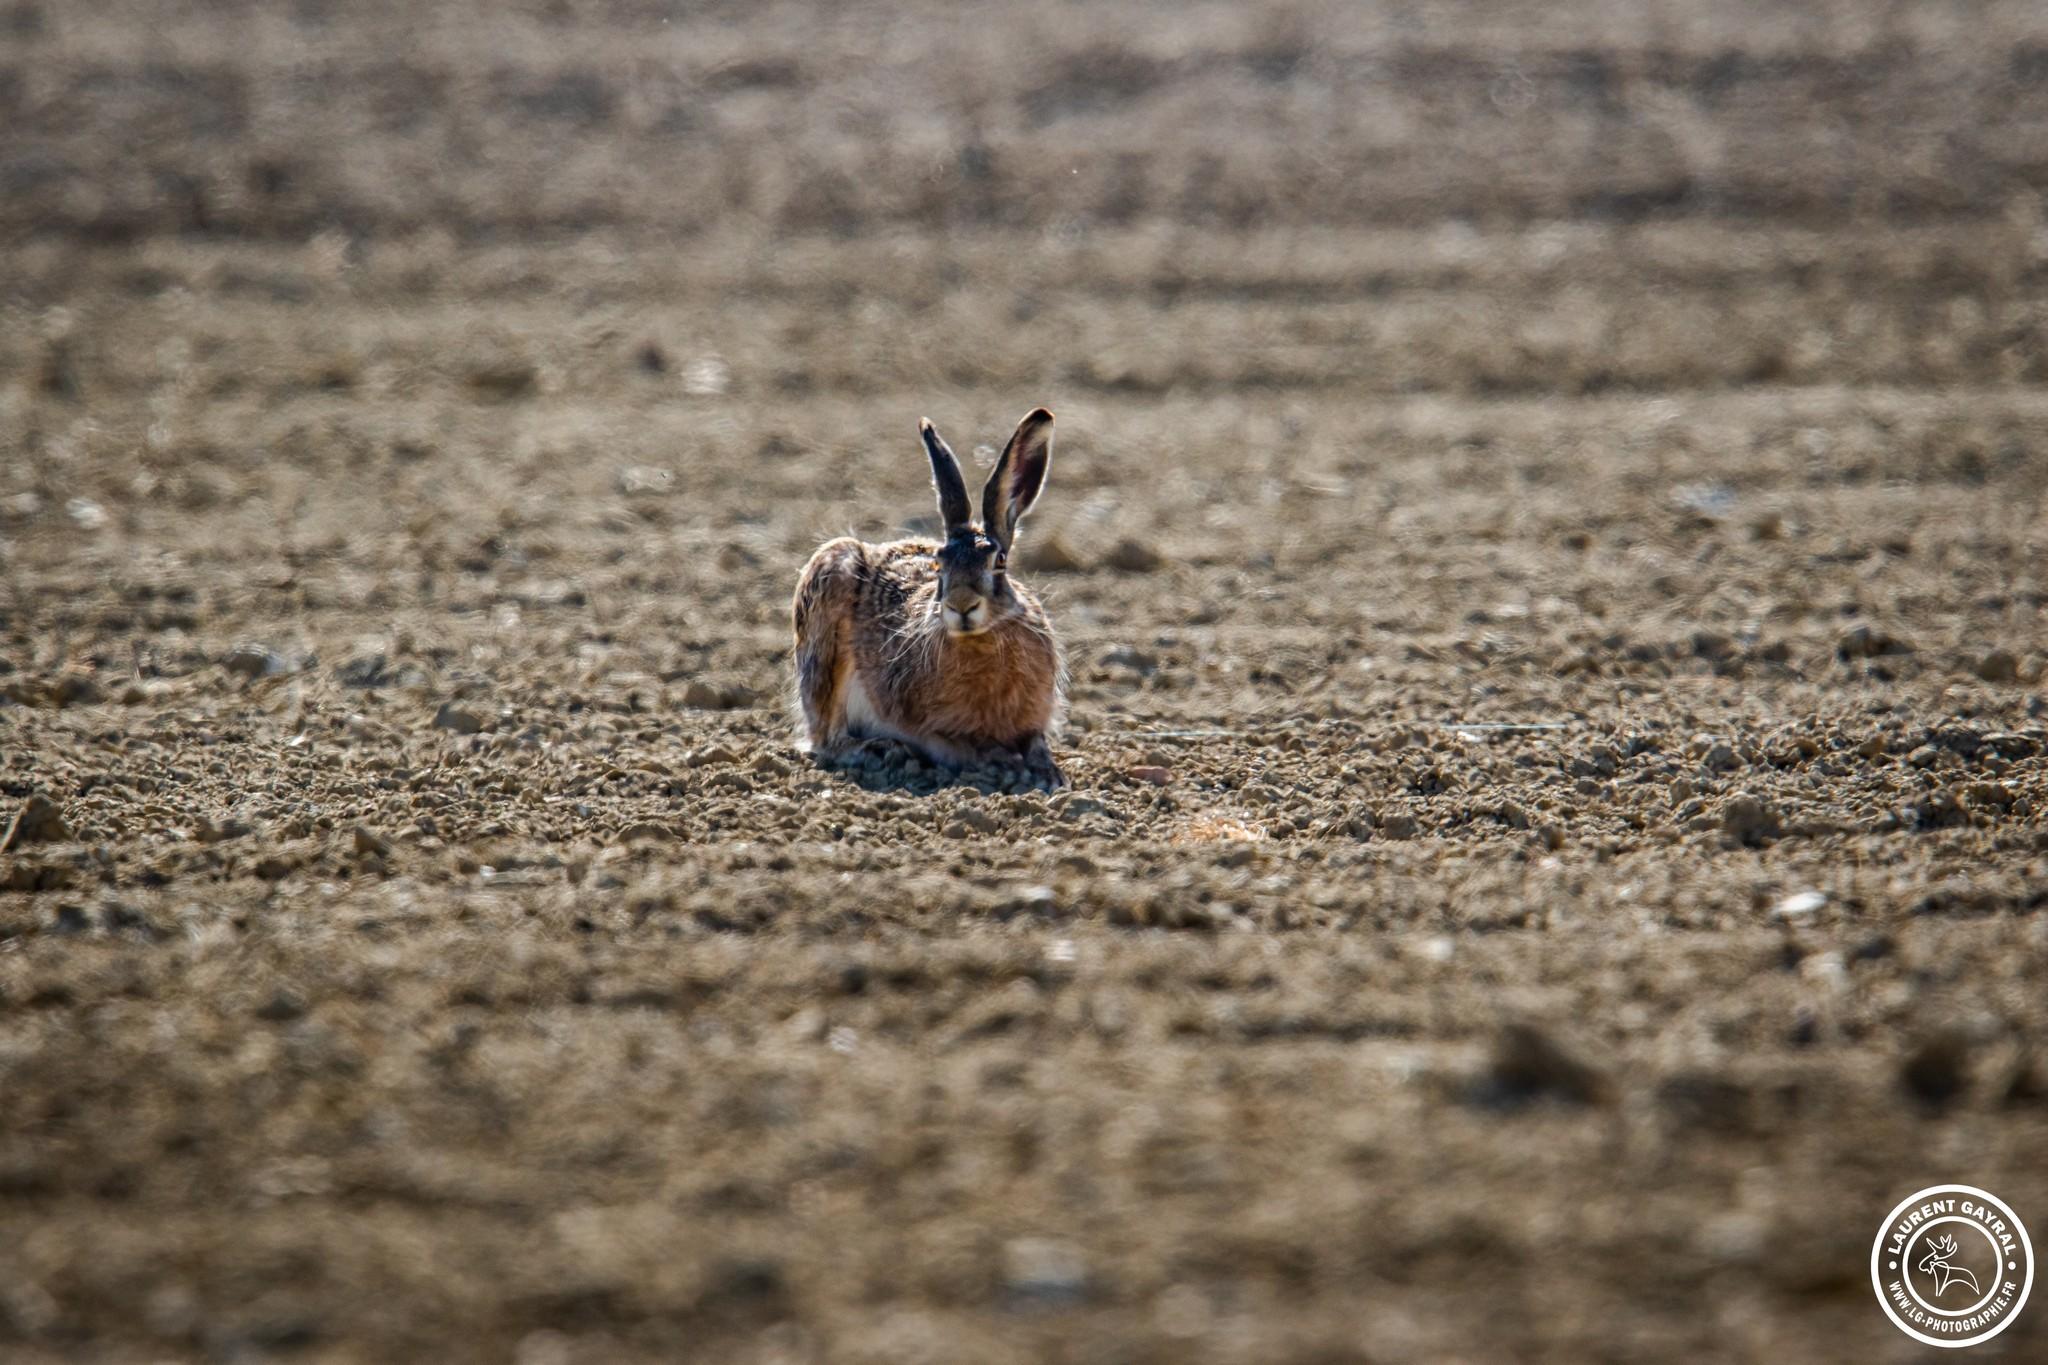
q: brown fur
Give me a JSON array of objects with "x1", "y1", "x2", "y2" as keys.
[{"x1": 791, "y1": 411, "x2": 1066, "y2": 784}]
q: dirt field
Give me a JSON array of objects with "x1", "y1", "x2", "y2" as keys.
[{"x1": 5, "y1": 2, "x2": 2048, "y2": 1360}]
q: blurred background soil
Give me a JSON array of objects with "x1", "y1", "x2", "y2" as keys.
[{"x1": 3, "y1": 1, "x2": 2048, "y2": 1360}]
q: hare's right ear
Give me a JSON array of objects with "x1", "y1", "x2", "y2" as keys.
[
  {"x1": 921, "y1": 418, "x2": 972, "y2": 532},
  {"x1": 982, "y1": 407, "x2": 1053, "y2": 552}
]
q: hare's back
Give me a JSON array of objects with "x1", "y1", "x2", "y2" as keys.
[{"x1": 854, "y1": 538, "x2": 939, "y2": 625}]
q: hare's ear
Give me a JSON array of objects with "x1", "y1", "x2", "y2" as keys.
[
  {"x1": 921, "y1": 418, "x2": 972, "y2": 532},
  {"x1": 982, "y1": 407, "x2": 1053, "y2": 551}
]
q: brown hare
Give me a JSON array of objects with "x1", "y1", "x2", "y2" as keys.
[{"x1": 792, "y1": 408, "x2": 1066, "y2": 787}]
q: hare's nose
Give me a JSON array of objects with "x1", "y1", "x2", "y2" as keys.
[{"x1": 944, "y1": 585, "x2": 981, "y2": 612}]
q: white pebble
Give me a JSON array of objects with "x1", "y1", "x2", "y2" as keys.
[{"x1": 1773, "y1": 890, "x2": 1828, "y2": 919}]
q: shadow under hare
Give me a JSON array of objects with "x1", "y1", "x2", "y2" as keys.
[{"x1": 791, "y1": 408, "x2": 1067, "y2": 788}]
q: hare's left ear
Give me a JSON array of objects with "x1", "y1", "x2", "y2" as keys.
[{"x1": 982, "y1": 407, "x2": 1053, "y2": 551}]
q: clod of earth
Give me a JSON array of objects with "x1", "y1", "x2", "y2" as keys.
[{"x1": 2, "y1": 793, "x2": 70, "y2": 849}]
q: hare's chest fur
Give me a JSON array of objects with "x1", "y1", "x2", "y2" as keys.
[
  {"x1": 923, "y1": 620, "x2": 1061, "y2": 745},
  {"x1": 850, "y1": 597, "x2": 1061, "y2": 748}
]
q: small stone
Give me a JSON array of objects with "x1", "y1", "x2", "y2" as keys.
[
  {"x1": 352, "y1": 826, "x2": 392, "y2": 857},
  {"x1": 612, "y1": 821, "x2": 676, "y2": 844},
  {"x1": 1699, "y1": 742, "x2": 1739, "y2": 773},
  {"x1": 1012, "y1": 885, "x2": 1058, "y2": 916},
  {"x1": 1097, "y1": 645, "x2": 1157, "y2": 673},
  {"x1": 2003, "y1": 1052, "x2": 2048, "y2": 1105},
  {"x1": 1054, "y1": 795, "x2": 1108, "y2": 821},
  {"x1": 681, "y1": 679, "x2": 750, "y2": 710},
  {"x1": 3, "y1": 861, "x2": 72, "y2": 892},
  {"x1": 1904, "y1": 790, "x2": 1970, "y2": 830},
  {"x1": 1975, "y1": 649, "x2": 2019, "y2": 684},
  {"x1": 613, "y1": 464, "x2": 676, "y2": 496},
  {"x1": 51, "y1": 672, "x2": 102, "y2": 707},
  {"x1": 193, "y1": 816, "x2": 254, "y2": 844},
  {"x1": 1018, "y1": 532, "x2": 1087, "y2": 573},
  {"x1": 222, "y1": 644, "x2": 290, "y2": 679},
  {"x1": 254, "y1": 991, "x2": 307, "y2": 1023},
  {"x1": 1787, "y1": 1011, "x2": 1820, "y2": 1047},
  {"x1": 1670, "y1": 482, "x2": 1735, "y2": 519},
  {"x1": 685, "y1": 744, "x2": 739, "y2": 767},
  {"x1": 99, "y1": 904, "x2": 155, "y2": 938},
  {"x1": 466, "y1": 359, "x2": 538, "y2": 400},
  {"x1": 1127, "y1": 765, "x2": 1171, "y2": 786},
  {"x1": 1379, "y1": 812, "x2": 1420, "y2": 841},
  {"x1": 1720, "y1": 792, "x2": 1779, "y2": 844},
  {"x1": 1901, "y1": 1033, "x2": 1970, "y2": 1109},
  {"x1": 1960, "y1": 781, "x2": 2015, "y2": 809},
  {"x1": 1697, "y1": 1211, "x2": 1770, "y2": 1261},
  {"x1": 682, "y1": 354, "x2": 729, "y2": 396},
  {"x1": 1837, "y1": 624, "x2": 1911, "y2": 659},
  {"x1": 1933, "y1": 725, "x2": 1989, "y2": 755},
  {"x1": 253, "y1": 852, "x2": 298, "y2": 881},
  {"x1": 2, "y1": 794, "x2": 70, "y2": 850},
  {"x1": 1772, "y1": 890, "x2": 1827, "y2": 920},
  {"x1": 1002, "y1": 1238, "x2": 1090, "y2": 1307},
  {"x1": 1, "y1": 678, "x2": 48, "y2": 707},
  {"x1": 1472, "y1": 1023, "x2": 1608, "y2": 1108},
  {"x1": 1772, "y1": 732, "x2": 1820, "y2": 763},
  {"x1": 1690, "y1": 630, "x2": 1735, "y2": 660},
  {"x1": 1905, "y1": 745, "x2": 1942, "y2": 769},
  {"x1": 1100, "y1": 537, "x2": 1165, "y2": 573},
  {"x1": 1532, "y1": 823, "x2": 1565, "y2": 851},
  {"x1": 432, "y1": 702, "x2": 487, "y2": 735},
  {"x1": 945, "y1": 807, "x2": 1001, "y2": 835},
  {"x1": 335, "y1": 654, "x2": 392, "y2": 689}
]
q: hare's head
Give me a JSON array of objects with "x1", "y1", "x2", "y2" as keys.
[{"x1": 920, "y1": 408, "x2": 1053, "y2": 636}]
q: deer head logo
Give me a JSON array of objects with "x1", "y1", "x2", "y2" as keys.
[{"x1": 1916, "y1": 1233, "x2": 1982, "y2": 1298}]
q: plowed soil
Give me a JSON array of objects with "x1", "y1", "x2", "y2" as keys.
[{"x1": 4, "y1": 2, "x2": 2048, "y2": 1361}]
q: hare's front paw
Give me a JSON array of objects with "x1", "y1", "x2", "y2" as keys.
[
  {"x1": 823, "y1": 734, "x2": 933, "y2": 772},
  {"x1": 1022, "y1": 735, "x2": 1068, "y2": 791}
]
